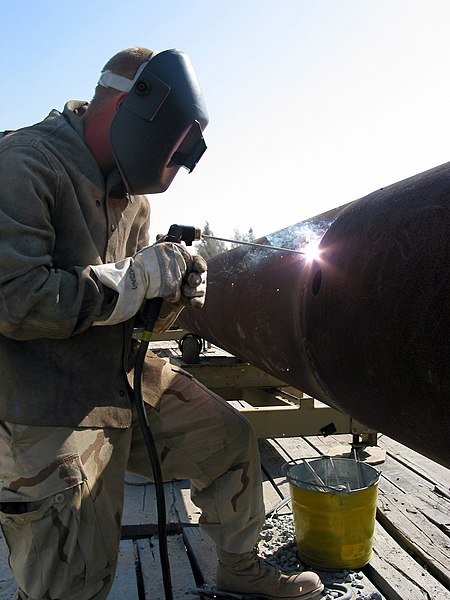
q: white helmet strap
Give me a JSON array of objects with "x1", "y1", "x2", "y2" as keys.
[{"x1": 97, "y1": 59, "x2": 152, "y2": 93}]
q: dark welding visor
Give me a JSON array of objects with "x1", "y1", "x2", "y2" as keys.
[{"x1": 104, "y1": 49, "x2": 208, "y2": 195}]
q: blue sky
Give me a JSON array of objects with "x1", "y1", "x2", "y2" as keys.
[{"x1": 2, "y1": 1, "x2": 450, "y2": 242}]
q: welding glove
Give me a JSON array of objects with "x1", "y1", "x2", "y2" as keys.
[
  {"x1": 91, "y1": 242, "x2": 189, "y2": 327},
  {"x1": 91, "y1": 242, "x2": 207, "y2": 327},
  {"x1": 152, "y1": 252, "x2": 208, "y2": 333},
  {"x1": 180, "y1": 254, "x2": 208, "y2": 308}
]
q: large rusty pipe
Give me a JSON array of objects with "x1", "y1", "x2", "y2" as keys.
[{"x1": 179, "y1": 163, "x2": 450, "y2": 468}]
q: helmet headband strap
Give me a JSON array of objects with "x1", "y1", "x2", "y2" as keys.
[{"x1": 97, "y1": 61, "x2": 149, "y2": 93}]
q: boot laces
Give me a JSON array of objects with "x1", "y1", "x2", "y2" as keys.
[{"x1": 249, "y1": 549, "x2": 280, "y2": 579}]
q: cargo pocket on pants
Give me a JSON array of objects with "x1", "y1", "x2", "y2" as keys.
[{"x1": 0, "y1": 454, "x2": 116, "y2": 599}]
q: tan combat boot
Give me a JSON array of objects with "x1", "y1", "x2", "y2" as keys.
[{"x1": 216, "y1": 549, "x2": 324, "y2": 599}]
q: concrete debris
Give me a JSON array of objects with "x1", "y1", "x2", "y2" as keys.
[{"x1": 256, "y1": 509, "x2": 385, "y2": 600}]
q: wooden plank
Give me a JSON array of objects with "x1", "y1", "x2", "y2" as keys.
[
  {"x1": 377, "y1": 434, "x2": 450, "y2": 488},
  {"x1": 258, "y1": 436, "x2": 326, "y2": 501},
  {"x1": 378, "y1": 457, "x2": 450, "y2": 537},
  {"x1": 258, "y1": 439, "x2": 291, "y2": 499},
  {"x1": 123, "y1": 470, "x2": 293, "y2": 535},
  {"x1": 122, "y1": 478, "x2": 183, "y2": 528},
  {"x1": 136, "y1": 537, "x2": 166, "y2": 599},
  {"x1": 109, "y1": 539, "x2": 139, "y2": 599},
  {"x1": 0, "y1": 578, "x2": 15, "y2": 600},
  {"x1": 0, "y1": 568, "x2": 15, "y2": 598},
  {"x1": 367, "y1": 521, "x2": 450, "y2": 600},
  {"x1": 303, "y1": 433, "x2": 336, "y2": 455},
  {"x1": 183, "y1": 526, "x2": 218, "y2": 587},
  {"x1": 0, "y1": 533, "x2": 16, "y2": 600},
  {"x1": 122, "y1": 474, "x2": 159, "y2": 527},
  {"x1": 138, "y1": 534, "x2": 197, "y2": 599},
  {"x1": 271, "y1": 435, "x2": 323, "y2": 462},
  {"x1": 262, "y1": 478, "x2": 288, "y2": 514},
  {"x1": 377, "y1": 479, "x2": 450, "y2": 588}
]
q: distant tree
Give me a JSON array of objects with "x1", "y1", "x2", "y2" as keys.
[
  {"x1": 195, "y1": 222, "x2": 228, "y2": 259},
  {"x1": 231, "y1": 227, "x2": 256, "y2": 248}
]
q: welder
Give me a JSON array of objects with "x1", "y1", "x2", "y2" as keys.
[{"x1": 0, "y1": 47, "x2": 323, "y2": 600}]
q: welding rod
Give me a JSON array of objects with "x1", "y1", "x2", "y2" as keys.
[{"x1": 202, "y1": 234, "x2": 307, "y2": 255}]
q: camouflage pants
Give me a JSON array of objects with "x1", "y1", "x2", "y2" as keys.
[{"x1": 0, "y1": 364, "x2": 264, "y2": 600}]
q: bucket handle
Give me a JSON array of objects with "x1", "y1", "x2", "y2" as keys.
[
  {"x1": 282, "y1": 458, "x2": 350, "y2": 493},
  {"x1": 329, "y1": 456, "x2": 351, "y2": 493},
  {"x1": 282, "y1": 458, "x2": 325, "y2": 485}
]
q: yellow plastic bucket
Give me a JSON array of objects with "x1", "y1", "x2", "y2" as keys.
[{"x1": 285, "y1": 456, "x2": 380, "y2": 570}]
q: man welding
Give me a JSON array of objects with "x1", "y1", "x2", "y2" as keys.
[{"x1": 0, "y1": 47, "x2": 323, "y2": 600}]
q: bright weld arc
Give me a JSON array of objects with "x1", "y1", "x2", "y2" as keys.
[{"x1": 301, "y1": 239, "x2": 322, "y2": 262}]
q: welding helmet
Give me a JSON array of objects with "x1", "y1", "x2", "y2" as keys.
[{"x1": 99, "y1": 49, "x2": 208, "y2": 195}]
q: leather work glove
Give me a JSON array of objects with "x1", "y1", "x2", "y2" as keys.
[
  {"x1": 91, "y1": 242, "x2": 191, "y2": 326},
  {"x1": 152, "y1": 252, "x2": 208, "y2": 334},
  {"x1": 180, "y1": 254, "x2": 207, "y2": 309}
]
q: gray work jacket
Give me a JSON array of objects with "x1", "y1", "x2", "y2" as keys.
[{"x1": 0, "y1": 101, "x2": 150, "y2": 427}]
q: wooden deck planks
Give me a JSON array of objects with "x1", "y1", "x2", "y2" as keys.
[
  {"x1": 183, "y1": 526, "x2": 218, "y2": 587},
  {"x1": 376, "y1": 434, "x2": 450, "y2": 489},
  {"x1": 107, "y1": 346, "x2": 450, "y2": 599},
  {"x1": 377, "y1": 476, "x2": 450, "y2": 588},
  {"x1": 367, "y1": 521, "x2": 450, "y2": 600},
  {"x1": 255, "y1": 433, "x2": 450, "y2": 599},
  {"x1": 300, "y1": 433, "x2": 450, "y2": 599},
  {"x1": 0, "y1": 535, "x2": 15, "y2": 600},
  {"x1": 137, "y1": 535, "x2": 197, "y2": 600},
  {"x1": 123, "y1": 474, "x2": 186, "y2": 528},
  {"x1": 0, "y1": 432, "x2": 449, "y2": 599},
  {"x1": 109, "y1": 539, "x2": 140, "y2": 599}
]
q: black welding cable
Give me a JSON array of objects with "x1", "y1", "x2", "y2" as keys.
[{"x1": 132, "y1": 297, "x2": 174, "y2": 600}]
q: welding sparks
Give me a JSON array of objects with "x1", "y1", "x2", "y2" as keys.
[
  {"x1": 202, "y1": 228, "x2": 325, "y2": 260},
  {"x1": 266, "y1": 221, "x2": 329, "y2": 263}
]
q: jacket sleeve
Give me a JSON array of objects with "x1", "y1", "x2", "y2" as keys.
[{"x1": 0, "y1": 143, "x2": 115, "y2": 340}]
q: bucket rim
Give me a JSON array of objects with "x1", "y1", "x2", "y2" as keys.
[{"x1": 282, "y1": 456, "x2": 381, "y2": 494}]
